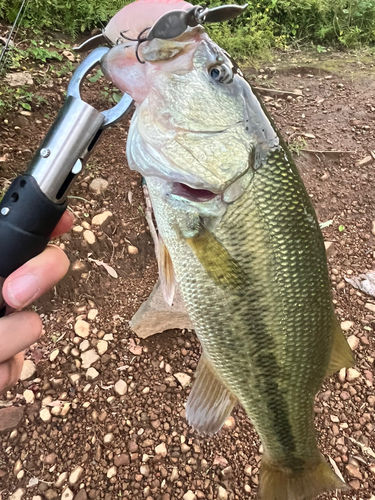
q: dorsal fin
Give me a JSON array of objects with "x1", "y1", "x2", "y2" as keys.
[
  {"x1": 326, "y1": 315, "x2": 355, "y2": 377},
  {"x1": 186, "y1": 352, "x2": 237, "y2": 435}
]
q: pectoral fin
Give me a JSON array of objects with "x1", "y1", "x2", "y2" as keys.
[
  {"x1": 186, "y1": 224, "x2": 244, "y2": 289},
  {"x1": 157, "y1": 236, "x2": 176, "y2": 306},
  {"x1": 186, "y1": 352, "x2": 237, "y2": 435},
  {"x1": 326, "y1": 315, "x2": 355, "y2": 377}
]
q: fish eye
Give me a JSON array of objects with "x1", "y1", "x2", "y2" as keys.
[{"x1": 209, "y1": 63, "x2": 233, "y2": 84}]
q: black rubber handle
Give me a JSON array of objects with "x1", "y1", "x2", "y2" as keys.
[{"x1": 0, "y1": 175, "x2": 67, "y2": 278}]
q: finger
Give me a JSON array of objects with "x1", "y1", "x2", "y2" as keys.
[
  {"x1": 3, "y1": 246, "x2": 70, "y2": 309},
  {"x1": 0, "y1": 352, "x2": 24, "y2": 394},
  {"x1": 0, "y1": 311, "x2": 42, "y2": 362},
  {"x1": 51, "y1": 210, "x2": 74, "y2": 238}
]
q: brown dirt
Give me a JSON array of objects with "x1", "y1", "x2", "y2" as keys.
[{"x1": 0, "y1": 47, "x2": 374, "y2": 500}]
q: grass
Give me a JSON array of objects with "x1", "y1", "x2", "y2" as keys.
[{"x1": 0, "y1": 0, "x2": 374, "y2": 60}]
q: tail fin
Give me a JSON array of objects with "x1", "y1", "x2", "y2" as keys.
[{"x1": 259, "y1": 455, "x2": 350, "y2": 500}]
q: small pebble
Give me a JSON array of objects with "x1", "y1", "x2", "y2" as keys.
[
  {"x1": 114, "y1": 379, "x2": 127, "y2": 396},
  {"x1": 23, "y1": 389, "x2": 35, "y2": 404},
  {"x1": 40, "y1": 408, "x2": 52, "y2": 423},
  {"x1": 107, "y1": 466, "x2": 117, "y2": 478},
  {"x1": 83, "y1": 230, "x2": 96, "y2": 245},
  {"x1": 155, "y1": 442, "x2": 167, "y2": 457},
  {"x1": 69, "y1": 466, "x2": 84, "y2": 485},
  {"x1": 74, "y1": 320, "x2": 90, "y2": 339},
  {"x1": 20, "y1": 360, "x2": 36, "y2": 381}
]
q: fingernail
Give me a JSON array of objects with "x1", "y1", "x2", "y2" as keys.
[{"x1": 7, "y1": 274, "x2": 40, "y2": 308}]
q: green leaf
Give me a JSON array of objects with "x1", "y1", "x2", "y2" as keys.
[
  {"x1": 112, "y1": 92, "x2": 122, "y2": 104},
  {"x1": 88, "y1": 69, "x2": 103, "y2": 83},
  {"x1": 21, "y1": 102, "x2": 31, "y2": 110},
  {"x1": 338, "y1": 225, "x2": 345, "y2": 232}
]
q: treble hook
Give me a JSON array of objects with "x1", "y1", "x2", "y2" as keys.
[{"x1": 119, "y1": 26, "x2": 151, "y2": 64}]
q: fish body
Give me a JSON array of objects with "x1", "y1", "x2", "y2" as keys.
[{"x1": 102, "y1": 3, "x2": 355, "y2": 498}]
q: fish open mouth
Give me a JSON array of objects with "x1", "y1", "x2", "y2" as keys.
[{"x1": 171, "y1": 182, "x2": 219, "y2": 202}]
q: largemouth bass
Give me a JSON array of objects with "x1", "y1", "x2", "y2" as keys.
[{"x1": 102, "y1": 1, "x2": 355, "y2": 498}]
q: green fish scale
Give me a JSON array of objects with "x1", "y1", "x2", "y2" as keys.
[{"x1": 147, "y1": 147, "x2": 333, "y2": 470}]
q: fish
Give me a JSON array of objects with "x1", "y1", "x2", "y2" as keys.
[{"x1": 101, "y1": 1, "x2": 355, "y2": 498}]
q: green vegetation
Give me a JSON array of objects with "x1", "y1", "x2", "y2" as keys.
[
  {"x1": 1, "y1": 1, "x2": 374, "y2": 58},
  {"x1": 0, "y1": 85, "x2": 50, "y2": 114}
]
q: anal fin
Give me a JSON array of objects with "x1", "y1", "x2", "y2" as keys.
[
  {"x1": 326, "y1": 315, "x2": 355, "y2": 377},
  {"x1": 186, "y1": 352, "x2": 237, "y2": 435}
]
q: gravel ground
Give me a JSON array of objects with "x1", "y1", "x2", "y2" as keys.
[{"x1": 0, "y1": 45, "x2": 374, "y2": 500}]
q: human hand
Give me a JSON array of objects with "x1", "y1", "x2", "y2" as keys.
[{"x1": 0, "y1": 211, "x2": 74, "y2": 393}]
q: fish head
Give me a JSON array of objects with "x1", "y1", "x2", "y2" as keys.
[{"x1": 102, "y1": 2, "x2": 278, "y2": 218}]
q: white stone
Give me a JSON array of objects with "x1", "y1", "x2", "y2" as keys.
[
  {"x1": 86, "y1": 367, "x2": 99, "y2": 381},
  {"x1": 365, "y1": 303, "x2": 375, "y2": 313},
  {"x1": 23, "y1": 389, "x2": 35, "y2": 404},
  {"x1": 9, "y1": 488, "x2": 26, "y2": 500},
  {"x1": 174, "y1": 372, "x2": 191, "y2": 388},
  {"x1": 217, "y1": 486, "x2": 228, "y2": 500},
  {"x1": 50, "y1": 349, "x2": 60, "y2": 362},
  {"x1": 114, "y1": 379, "x2": 127, "y2": 396},
  {"x1": 60, "y1": 403, "x2": 71, "y2": 416},
  {"x1": 89, "y1": 178, "x2": 109, "y2": 194},
  {"x1": 6, "y1": 72, "x2": 33, "y2": 87},
  {"x1": 54, "y1": 472, "x2": 68, "y2": 488},
  {"x1": 371, "y1": 220, "x2": 375, "y2": 236},
  {"x1": 74, "y1": 320, "x2": 90, "y2": 338},
  {"x1": 127, "y1": 245, "x2": 139, "y2": 255},
  {"x1": 14, "y1": 459, "x2": 22, "y2": 474},
  {"x1": 183, "y1": 491, "x2": 196, "y2": 500},
  {"x1": 347, "y1": 368, "x2": 361, "y2": 382},
  {"x1": 170, "y1": 467, "x2": 179, "y2": 481},
  {"x1": 51, "y1": 406, "x2": 61, "y2": 417},
  {"x1": 347, "y1": 335, "x2": 359, "y2": 351},
  {"x1": 130, "y1": 281, "x2": 193, "y2": 338},
  {"x1": 340, "y1": 321, "x2": 354, "y2": 332},
  {"x1": 155, "y1": 442, "x2": 167, "y2": 457},
  {"x1": 81, "y1": 349, "x2": 99, "y2": 369},
  {"x1": 103, "y1": 334, "x2": 113, "y2": 341},
  {"x1": 92, "y1": 211, "x2": 113, "y2": 226},
  {"x1": 103, "y1": 433, "x2": 114, "y2": 445},
  {"x1": 223, "y1": 416, "x2": 236, "y2": 430},
  {"x1": 338, "y1": 368, "x2": 346, "y2": 383},
  {"x1": 107, "y1": 466, "x2": 117, "y2": 478},
  {"x1": 140, "y1": 465, "x2": 150, "y2": 477},
  {"x1": 61, "y1": 488, "x2": 74, "y2": 500},
  {"x1": 80, "y1": 340, "x2": 90, "y2": 352},
  {"x1": 20, "y1": 360, "x2": 36, "y2": 380},
  {"x1": 83, "y1": 230, "x2": 96, "y2": 245},
  {"x1": 97, "y1": 340, "x2": 108, "y2": 355},
  {"x1": 42, "y1": 395, "x2": 53, "y2": 407},
  {"x1": 87, "y1": 309, "x2": 98, "y2": 321},
  {"x1": 40, "y1": 408, "x2": 52, "y2": 423},
  {"x1": 72, "y1": 225, "x2": 83, "y2": 233},
  {"x1": 68, "y1": 465, "x2": 84, "y2": 485}
]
